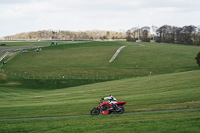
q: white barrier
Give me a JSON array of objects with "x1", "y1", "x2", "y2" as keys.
[
  {"x1": 109, "y1": 46, "x2": 126, "y2": 63},
  {"x1": 0, "y1": 52, "x2": 9, "y2": 62}
]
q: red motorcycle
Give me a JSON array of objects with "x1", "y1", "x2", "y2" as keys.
[{"x1": 90, "y1": 100, "x2": 126, "y2": 115}]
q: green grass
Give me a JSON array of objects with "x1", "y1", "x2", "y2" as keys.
[
  {"x1": 0, "y1": 110, "x2": 199, "y2": 133},
  {"x1": 0, "y1": 41, "x2": 200, "y2": 132},
  {"x1": 2, "y1": 42, "x2": 200, "y2": 79},
  {"x1": 0, "y1": 51, "x2": 5, "y2": 57},
  {"x1": 0, "y1": 70, "x2": 200, "y2": 119},
  {"x1": 0, "y1": 41, "x2": 84, "y2": 50},
  {"x1": 0, "y1": 41, "x2": 51, "y2": 48},
  {"x1": 2, "y1": 41, "x2": 200, "y2": 89}
]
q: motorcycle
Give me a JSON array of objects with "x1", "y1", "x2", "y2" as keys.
[{"x1": 90, "y1": 100, "x2": 126, "y2": 115}]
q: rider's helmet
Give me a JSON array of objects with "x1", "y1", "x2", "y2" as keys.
[{"x1": 108, "y1": 94, "x2": 112, "y2": 97}]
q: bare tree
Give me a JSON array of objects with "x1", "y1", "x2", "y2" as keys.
[{"x1": 140, "y1": 26, "x2": 150, "y2": 42}]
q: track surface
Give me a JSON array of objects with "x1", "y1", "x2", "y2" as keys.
[{"x1": 0, "y1": 108, "x2": 199, "y2": 122}]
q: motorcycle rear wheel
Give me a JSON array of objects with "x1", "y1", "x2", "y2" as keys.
[
  {"x1": 90, "y1": 108, "x2": 100, "y2": 115},
  {"x1": 113, "y1": 106, "x2": 125, "y2": 114}
]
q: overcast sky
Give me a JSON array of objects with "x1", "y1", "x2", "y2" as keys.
[{"x1": 0, "y1": 0, "x2": 200, "y2": 37}]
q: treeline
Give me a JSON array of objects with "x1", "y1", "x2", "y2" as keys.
[
  {"x1": 3, "y1": 30, "x2": 126, "y2": 40},
  {"x1": 127, "y1": 25, "x2": 200, "y2": 45},
  {"x1": 127, "y1": 26, "x2": 151, "y2": 42}
]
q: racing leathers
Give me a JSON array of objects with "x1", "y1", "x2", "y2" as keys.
[{"x1": 101, "y1": 95, "x2": 120, "y2": 111}]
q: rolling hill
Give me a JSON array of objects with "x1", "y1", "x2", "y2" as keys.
[{"x1": 0, "y1": 41, "x2": 200, "y2": 132}]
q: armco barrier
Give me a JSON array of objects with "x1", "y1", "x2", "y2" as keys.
[{"x1": 0, "y1": 52, "x2": 9, "y2": 62}]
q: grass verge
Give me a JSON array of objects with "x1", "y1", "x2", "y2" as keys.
[{"x1": 0, "y1": 110, "x2": 199, "y2": 133}]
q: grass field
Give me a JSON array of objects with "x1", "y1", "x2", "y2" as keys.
[
  {"x1": 0, "y1": 70, "x2": 200, "y2": 132},
  {"x1": 0, "y1": 41, "x2": 200, "y2": 132},
  {"x1": 0, "y1": 41, "x2": 82, "y2": 50},
  {"x1": 0, "y1": 70, "x2": 200, "y2": 119},
  {"x1": 2, "y1": 41, "x2": 200, "y2": 78},
  {"x1": 0, "y1": 41, "x2": 51, "y2": 48},
  {"x1": 0, "y1": 51, "x2": 5, "y2": 57}
]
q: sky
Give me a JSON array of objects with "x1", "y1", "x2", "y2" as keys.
[{"x1": 0, "y1": 0, "x2": 200, "y2": 37}]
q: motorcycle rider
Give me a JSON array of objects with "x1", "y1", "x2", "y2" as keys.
[{"x1": 101, "y1": 94, "x2": 120, "y2": 111}]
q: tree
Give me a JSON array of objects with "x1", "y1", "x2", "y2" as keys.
[
  {"x1": 3, "y1": 30, "x2": 126, "y2": 40},
  {"x1": 195, "y1": 26, "x2": 200, "y2": 45},
  {"x1": 126, "y1": 27, "x2": 139, "y2": 42},
  {"x1": 126, "y1": 24, "x2": 200, "y2": 45},
  {"x1": 156, "y1": 25, "x2": 173, "y2": 43},
  {"x1": 126, "y1": 30, "x2": 132, "y2": 41},
  {"x1": 195, "y1": 52, "x2": 200, "y2": 67},
  {"x1": 181, "y1": 25, "x2": 197, "y2": 45},
  {"x1": 140, "y1": 26, "x2": 150, "y2": 42}
]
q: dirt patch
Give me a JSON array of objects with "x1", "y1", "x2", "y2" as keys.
[
  {"x1": 0, "y1": 73, "x2": 7, "y2": 80},
  {"x1": 8, "y1": 52, "x2": 19, "y2": 57},
  {"x1": 5, "y1": 82, "x2": 21, "y2": 86}
]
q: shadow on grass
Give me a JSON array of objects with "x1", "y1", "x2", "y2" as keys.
[{"x1": 0, "y1": 78, "x2": 111, "y2": 90}]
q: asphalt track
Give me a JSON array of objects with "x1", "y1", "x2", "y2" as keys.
[{"x1": 0, "y1": 108, "x2": 199, "y2": 122}]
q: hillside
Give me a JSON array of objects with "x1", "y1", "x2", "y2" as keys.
[
  {"x1": 0, "y1": 70, "x2": 200, "y2": 119},
  {"x1": 2, "y1": 41, "x2": 200, "y2": 79},
  {"x1": 0, "y1": 41, "x2": 200, "y2": 132},
  {"x1": 3, "y1": 30, "x2": 126, "y2": 40}
]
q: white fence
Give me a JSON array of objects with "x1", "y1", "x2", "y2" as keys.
[
  {"x1": 0, "y1": 52, "x2": 9, "y2": 62},
  {"x1": 0, "y1": 69, "x2": 128, "y2": 80},
  {"x1": 109, "y1": 46, "x2": 126, "y2": 63}
]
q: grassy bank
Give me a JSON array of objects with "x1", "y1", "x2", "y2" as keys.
[
  {"x1": 1, "y1": 41, "x2": 200, "y2": 132},
  {"x1": 0, "y1": 41, "x2": 51, "y2": 48},
  {"x1": 0, "y1": 78, "x2": 109, "y2": 89},
  {"x1": 2, "y1": 42, "x2": 200, "y2": 78},
  {"x1": 0, "y1": 70, "x2": 200, "y2": 119}
]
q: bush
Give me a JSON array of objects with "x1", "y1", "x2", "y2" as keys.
[
  {"x1": 192, "y1": 41, "x2": 200, "y2": 46},
  {"x1": 195, "y1": 52, "x2": 200, "y2": 67}
]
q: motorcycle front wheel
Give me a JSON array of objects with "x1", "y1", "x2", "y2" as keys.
[{"x1": 90, "y1": 107, "x2": 100, "y2": 115}]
